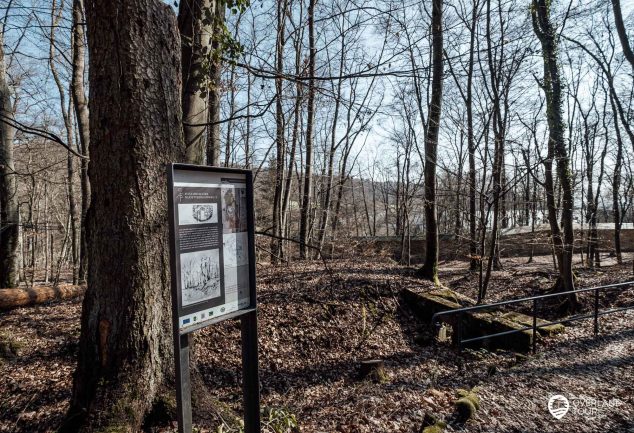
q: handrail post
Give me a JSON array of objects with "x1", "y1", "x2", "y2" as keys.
[
  {"x1": 594, "y1": 288, "x2": 600, "y2": 336},
  {"x1": 532, "y1": 298, "x2": 537, "y2": 354},
  {"x1": 457, "y1": 311, "x2": 464, "y2": 353}
]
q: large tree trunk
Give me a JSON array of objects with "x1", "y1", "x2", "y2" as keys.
[
  {"x1": 72, "y1": 0, "x2": 91, "y2": 284},
  {"x1": 417, "y1": 0, "x2": 443, "y2": 284},
  {"x1": 61, "y1": 2, "x2": 187, "y2": 431},
  {"x1": 179, "y1": 0, "x2": 215, "y2": 164},
  {"x1": 0, "y1": 31, "x2": 19, "y2": 289},
  {"x1": 532, "y1": 0, "x2": 577, "y2": 309},
  {"x1": 207, "y1": 0, "x2": 224, "y2": 166}
]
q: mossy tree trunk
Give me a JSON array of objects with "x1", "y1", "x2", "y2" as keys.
[
  {"x1": 61, "y1": 1, "x2": 187, "y2": 431},
  {"x1": 531, "y1": 0, "x2": 578, "y2": 309}
]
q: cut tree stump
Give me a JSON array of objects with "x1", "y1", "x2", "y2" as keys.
[
  {"x1": 359, "y1": 359, "x2": 388, "y2": 383},
  {"x1": 0, "y1": 284, "x2": 86, "y2": 310}
]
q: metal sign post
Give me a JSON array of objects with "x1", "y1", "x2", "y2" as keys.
[{"x1": 167, "y1": 163, "x2": 261, "y2": 433}]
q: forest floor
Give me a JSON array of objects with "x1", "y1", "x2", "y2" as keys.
[{"x1": 1, "y1": 254, "x2": 634, "y2": 433}]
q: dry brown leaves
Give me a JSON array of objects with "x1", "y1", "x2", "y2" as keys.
[{"x1": 1, "y1": 255, "x2": 633, "y2": 432}]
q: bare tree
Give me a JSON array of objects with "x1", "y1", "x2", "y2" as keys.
[
  {"x1": 72, "y1": 0, "x2": 90, "y2": 283},
  {"x1": 49, "y1": 0, "x2": 79, "y2": 284},
  {"x1": 270, "y1": 0, "x2": 288, "y2": 262},
  {"x1": 417, "y1": 0, "x2": 444, "y2": 284},
  {"x1": 0, "y1": 28, "x2": 19, "y2": 288},
  {"x1": 299, "y1": 0, "x2": 317, "y2": 259},
  {"x1": 611, "y1": 0, "x2": 634, "y2": 70},
  {"x1": 532, "y1": 0, "x2": 577, "y2": 307}
]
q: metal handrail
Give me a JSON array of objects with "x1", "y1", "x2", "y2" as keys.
[{"x1": 430, "y1": 281, "x2": 634, "y2": 354}]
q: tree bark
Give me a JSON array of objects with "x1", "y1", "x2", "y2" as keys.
[
  {"x1": 61, "y1": 1, "x2": 187, "y2": 431},
  {"x1": 0, "y1": 30, "x2": 19, "y2": 288},
  {"x1": 71, "y1": 0, "x2": 91, "y2": 284},
  {"x1": 480, "y1": 0, "x2": 505, "y2": 301},
  {"x1": 299, "y1": 0, "x2": 316, "y2": 259},
  {"x1": 611, "y1": 0, "x2": 634, "y2": 70},
  {"x1": 417, "y1": 0, "x2": 443, "y2": 285},
  {"x1": 0, "y1": 284, "x2": 85, "y2": 310},
  {"x1": 532, "y1": 0, "x2": 577, "y2": 308},
  {"x1": 179, "y1": 0, "x2": 215, "y2": 164},
  {"x1": 49, "y1": 0, "x2": 79, "y2": 285},
  {"x1": 610, "y1": 91, "x2": 624, "y2": 264},
  {"x1": 271, "y1": 0, "x2": 288, "y2": 262}
]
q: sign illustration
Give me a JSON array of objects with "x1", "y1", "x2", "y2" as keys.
[{"x1": 167, "y1": 165, "x2": 256, "y2": 332}]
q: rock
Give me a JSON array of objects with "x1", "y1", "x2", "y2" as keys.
[
  {"x1": 419, "y1": 413, "x2": 447, "y2": 433},
  {"x1": 401, "y1": 287, "x2": 565, "y2": 352},
  {"x1": 401, "y1": 288, "x2": 473, "y2": 323},
  {"x1": 500, "y1": 312, "x2": 565, "y2": 336},
  {"x1": 455, "y1": 397, "x2": 477, "y2": 420},
  {"x1": 456, "y1": 389, "x2": 480, "y2": 409},
  {"x1": 0, "y1": 332, "x2": 21, "y2": 359}
]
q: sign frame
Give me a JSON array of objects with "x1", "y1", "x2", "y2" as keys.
[{"x1": 167, "y1": 163, "x2": 260, "y2": 433}]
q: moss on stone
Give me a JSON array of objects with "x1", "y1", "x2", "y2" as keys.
[
  {"x1": 420, "y1": 412, "x2": 438, "y2": 428},
  {"x1": 429, "y1": 288, "x2": 474, "y2": 306},
  {"x1": 455, "y1": 397, "x2": 477, "y2": 420},
  {"x1": 456, "y1": 389, "x2": 480, "y2": 409},
  {"x1": 0, "y1": 332, "x2": 22, "y2": 359},
  {"x1": 96, "y1": 425, "x2": 130, "y2": 433},
  {"x1": 500, "y1": 312, "x2": 565, "y2": 336}
]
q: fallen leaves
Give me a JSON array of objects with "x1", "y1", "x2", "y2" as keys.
[{"x1": 1, "y1": 256, "x2": 633, "y2": 432}]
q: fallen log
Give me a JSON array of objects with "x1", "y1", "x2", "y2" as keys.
[{"x1": 0, "y1": 284, "x2": 86, "y2": 310}]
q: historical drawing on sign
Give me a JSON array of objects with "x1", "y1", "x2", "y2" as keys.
[
  {"x1": 222, "y1": 188, "x2": 239, "y2": 231},
  {"x1": 222, "y1": 187, "x2": 248, "y2": 233},
  {"x1": 222, "y1": 231, "x2": 250, "y2": 308},
  {"x1": 170, "y1": 169, "x2": 253, "y2": 329},
  {"x1": 224, "y1": 232, "x2": 248, "y2": 267},
  {"x1": 178, "y1": 203, "x2": 218, "y2": 225},
  {"x1": 180, "y1": 249, "x2": 221, "y2": 306}
]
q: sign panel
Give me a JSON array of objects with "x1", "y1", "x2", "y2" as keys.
[{"x1": 167, "y1": 164, "x2": 256, "y2": 333}]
